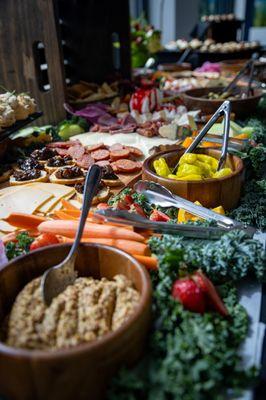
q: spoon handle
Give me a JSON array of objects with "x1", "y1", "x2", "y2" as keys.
[{"x1": 66, "y1": 164, "x2": 102, "y2": 262}]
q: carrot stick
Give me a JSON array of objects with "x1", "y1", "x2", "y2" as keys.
[
  {"x1": 38, "y1": 220, "x2": 145, "y2": 242},
  {"x1": 61, "y1": 237, "x2": 149, "y2": 255},
  {"x1": 1, "y1": 229, "x2": 39, "y2": 244},
  {"x1": 4, "y1": 213, "x2": 46, "y2": 230},
  {"x1": 61, "y1": 199, "x2": 80, "y2": 211},
  {"x1": 54, "y1": 211, "x2": 79, "y2": 220},
  {"x1": 133, "y1": 255, "x2": 158, "y2": 270},
  {"x1": 61, "y1": 209, "x2": 81, "y2": 217}
]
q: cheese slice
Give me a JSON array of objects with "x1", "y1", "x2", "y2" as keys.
[
  {"x1": 0, "y1": 220, "x2": 17, "y2": 232},
  {"x1": 38, "y1": 190, "x2": 75, "y2": 214},
  {"x1": 0, "y1": 187, "x2": 53, "y2": 219},
  {"x1": 0, "y1": 186, "x2": 22, "y2": 197},
  {"x1": 33, "y1": 182, "x2": 74, "y2": 197}
]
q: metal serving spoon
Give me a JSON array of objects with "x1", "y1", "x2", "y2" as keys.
[{"x1": 41, "y1": 164, "x2": 102, "y2": 306}]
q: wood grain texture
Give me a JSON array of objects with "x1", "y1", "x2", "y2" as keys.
[
  {"x1": 0, "y1": 244, "x2": 152, "y2": 400},
  {"x1": 142, "y1": 148, "x2": 244, "y2": 210},
  {"x1": 0, "y1": 0, "x2": 66, "y2": 125},
  {"x1": 182, "y1": 87, "x2": 263, "y2": 117}
]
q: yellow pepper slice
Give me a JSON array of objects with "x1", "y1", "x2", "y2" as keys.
[
  {"x1": 179, "y1": 153, "x2": 197, "y2": 165},
  {"x1": 153, "y1": 157, "x2": 171, "y2": 177},
  {"x1": 196, "y1": 154, "x2": 219, "y2": 170},
  {"x1": 176, "y1": 163, "x2": 202, "y2": 177},
  {"x1": 194, "y1": 160, "x2": 214, "y2": 178},
  {"x1": 178, "y1": 202, "x2": 225, "y2": 223},
  {"x1": 212, "y1": 168, "x2": 232, "y2": 179},
  {"x1": 212, "y1": 206, "x2": 225, "y2": 215}
]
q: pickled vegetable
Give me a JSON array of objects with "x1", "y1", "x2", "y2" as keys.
[{"x1": 153, "y1": 153, "x2": 232, "y2": 181}]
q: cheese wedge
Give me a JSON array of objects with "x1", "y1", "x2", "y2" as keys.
[
  {"x1": 0, "y1": 187, "x2": 53, "y2": 219},
  {"x1": 38, "y1": 190, "x2": 75, "y2": 214}
]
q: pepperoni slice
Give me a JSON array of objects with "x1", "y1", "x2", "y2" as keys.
[
  {"x1": 91, "y1": 149, "x2": 110, "y2": 161},
  {"x1": 110, "y1": 149, "x2": 130, "y2": 161},
  {"x1": 95, "y1": 160, "x2": 110, "y2": 167},
  {"x1": 125, "y1": 146, "x2": 144, "y2": 158},
  {"x1": 76, "y1": 153, "x2": 94, "y2": 169},
  {"x1": 111, "y1": 159, "x2": 142, "y2": 173},
  {"x1": 54, "y1": 148, "x2": 70, "y2": 157},
  {"x1": 109, "y1": 143, "x2": 124, "y2": 151},
  {"x1": 47, "y1": 140, "x2": 81, "y2": 149},
  {"x1": 86, "y1": 143, "x2": 106, "y2": 152},
  {"x1": 68, "y1": 145, "x2": 85, "y2": 160}
]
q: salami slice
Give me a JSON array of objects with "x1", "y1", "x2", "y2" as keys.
[
  {"x1": 76, "y1": 153, "x2": 94, "y2": 169},
  {"x1": 111, "y1": 159, "x2": 142, "y2": 173},
  {"x1": 109, "y1": 143, "x2": 124, "y2": 151},
  {"x1": 95, "y1": 160, "x2": 110, "y2": 167},
  {"x1": 110, "y1": 149, "x2": 130, "y2": 161},
  {"x1": 125, "y1": 146, "x2": 144, "y2": 158},
  {"x1": 86, "y1": 143, "x2": 106, "y2": 152},
  {"x1": 54, "y1": 148, "x2": 70, "y2": 157},
  {"x1": 91, "y1": 149, "x2": 110, "y2": 161},
  {"x1": 47, "y1": 140, "x2": 81, "y2": 149},
  {"x1": 67, "y1": 145, "x2": 85, "y2": 160}
]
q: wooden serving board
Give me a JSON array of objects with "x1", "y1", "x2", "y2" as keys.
[{"x1": 110, "y1": 171, "x2": 142, "y2": 197}]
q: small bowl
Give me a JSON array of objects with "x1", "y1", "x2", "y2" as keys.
[
  {"x1": 0, "y1": 244, "x2": 152, "y2": 400},
  {"x1": 182, "y1": 86, "x2": 263, "y2": 117},
  {"x1": 142, "y1": 147, "x2": 244, "y2": 210}
]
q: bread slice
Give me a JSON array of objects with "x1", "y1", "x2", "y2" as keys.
[
  {"x1": 45, "y1": 161, "x2": 75, "y2": 174},
  {"x1": 49, "y1": 168, "x2": 85, "y2": 185},
  {"x1": 76, "y1": 185, "x2": 110, "y2": 205},
  {"x1": 9, "y1": 170, "x2": 48, "y2": 186},
  {"x1": 0, "y1": 169, "x2": 13, "y2": 183},
  {"x1": 102, "y1": 177, "x2": 123, "y2": 187}
]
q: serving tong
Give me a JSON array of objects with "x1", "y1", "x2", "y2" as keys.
[
  {"x1": 172, "y1": 100, "x2": 231, "y2": 174},
  {"x1": 220, "y1": 53, "x2": 259, "y2": 98},
  {"x1": 41, "y1": 164, "x2": 102, "y2": 306},
  {"x1": 96, "y1": 180, "x2": 257, "y2": 240}
]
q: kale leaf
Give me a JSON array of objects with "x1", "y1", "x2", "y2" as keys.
[{"x1": 5, "y1": 232, "x2": 34, "y2": 260}]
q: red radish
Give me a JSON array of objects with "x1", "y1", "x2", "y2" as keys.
[
  {"x1": 172, "y1": 278, "x2": 206, "y2": 314},
  {"x1": 192, "y1": 271, "x2": 229, "y2": 317}
]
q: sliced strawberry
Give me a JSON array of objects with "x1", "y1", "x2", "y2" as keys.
[
  {"x1": 131, "y1": 203, "x2": 146, "y2": 218},
  {"x1": 117, "y1": 200, "x2": 130, "y2": 210},
  {"x1": 123, "y1": 194, "x2": 134, "y2": 206},
  {"x1": 150, "y1": 209, "x2": 170, "y2": 222},
  {"x1": 96, "y1": 203, "x2": 109, "y2": 210},
  {"x1": 192, "y1": 271, "x2": 229, "y2": 317},
  {"x1": 172, "y1": 278, "x2": 206, "y2": 314}
]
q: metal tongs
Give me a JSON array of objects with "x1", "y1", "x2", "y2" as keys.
[
  {"x1": 172, "y1": 100, "x2": 231, "y2": 174},
  {"x1": 95, "y1": 181, "x2": 257, "y2": 240},
  {"x1": 220, "y1": 53, "x2": 259, "y2": 98}
]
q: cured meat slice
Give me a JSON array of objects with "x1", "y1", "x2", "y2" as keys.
[
  {"x1": 54, "y1": 148, "x2": 70, "y2": 157},
  {"x1": 67, "y1": 145, "x2": 85, "y2": 160},
  {"x1": 125, "y1": 146, "x2": 144, "y2": 158},
  {"x1": 110, "y1": 149, "x2": 130, "y2": 161},
  {"x1": 111, "y1": 159, "x2": 142, "y2": 173},
  {"x1": 109, "y1": 143, "x2": 124, "y2": 151},
  {"x1": 76, "y1": 153, "x2": 94, "y2": 169},
  {"x1": 86, "y1": 143, "x2": 106, "y2": 152},
  {"x1": 95, "y1": 160, "x2": 110, "y2": 167},
  {"x1": 91, "y1": 149, "x2": 110, "y2": 161},
  {"x1": 47, "y1": 140, "x2": 81, "y2": 149}
]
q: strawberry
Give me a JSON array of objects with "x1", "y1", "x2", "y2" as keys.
[
  {"x1": 150, "y1": 209, "x2": 170, "y2": 222},
  {"x1": 172, "y1": 278, "x2": 206, "y2": 314},
  {"x1": 192, "y1": 271, "x2": 229, "y2": 317}
]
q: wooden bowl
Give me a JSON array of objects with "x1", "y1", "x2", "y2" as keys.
[
  {"x1": 182, "y1": 86, "x2": 263, "y2": 117},
  {"x1": 142, "y1": 147, "x2": 244, "y2": 210},
  {"x1": 219, "y1": 59, "x2": 247, "y2": 75},
  {"x1": 0, "y1": 244, "x2": 152, "y2": 400}
]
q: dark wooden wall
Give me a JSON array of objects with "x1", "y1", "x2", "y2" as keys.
[
  {"x1": 57, "y1": 0, "x2": 131, "y2": 83},
  {"x1": 0, "y1": 0, "x2": 66, "y2": 125}
]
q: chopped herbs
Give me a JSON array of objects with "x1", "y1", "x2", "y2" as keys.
[{"x1": 5, "y1": 232, "x2": 34, "y2": 261}]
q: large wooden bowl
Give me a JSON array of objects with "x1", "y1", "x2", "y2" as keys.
[
  {"x1": 142, "y1": 148, "x2": 244, "y2": 210},
  {"x1": 182, "y1": 86, "x2": 263, "y2": 117},
  {"x1": 0, "y1": 244, "x2": 152, "y2": 400}
]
